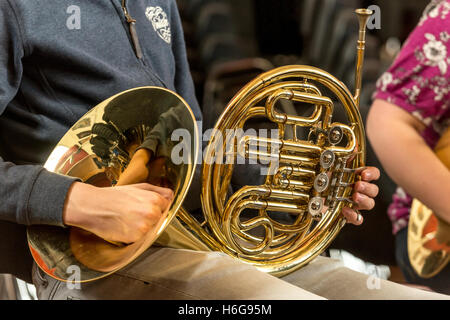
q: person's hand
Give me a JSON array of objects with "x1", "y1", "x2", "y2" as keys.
[
  {"x1": 63, "y1": 182, "x2": 174, "y2": 244},
  {"x1": 342, "y1": 166, "x2": 380, "y2": 225}
]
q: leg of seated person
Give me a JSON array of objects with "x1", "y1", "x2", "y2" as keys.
[
  {"x1": 281, "y1": 255, "x2": 450, "y2": 300},
  {"x1": 33, "y1": 247, "x2": 325, "y2": 300},
  {"x1": 0, "y1": 274, "x2": 18, "y2": 300}
]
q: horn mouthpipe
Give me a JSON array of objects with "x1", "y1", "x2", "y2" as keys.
[{"x1": 354, "y1": 8, "x2": 373, "y2": 108}]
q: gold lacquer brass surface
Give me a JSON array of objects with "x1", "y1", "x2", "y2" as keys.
[
  {"x1": 29, "y1": 9, "x2": 372, "y2": 282},
  {"x1": 27, "y1": 87, "x2": 198, "y2": 282},
  {"x1": 197, "y1": 65, "x2": 366, "y2": 276},
  {"x1": 408, "y1": 128, "x2": 450, "y2": 278}
]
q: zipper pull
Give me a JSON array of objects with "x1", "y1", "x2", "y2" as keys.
[{"x1": 122, "y1": 2, "x2": 143, "y2": 59}]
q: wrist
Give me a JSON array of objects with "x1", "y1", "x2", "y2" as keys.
[{"x1": 62, "y1": 182, "x2": 98, "y2": 228}]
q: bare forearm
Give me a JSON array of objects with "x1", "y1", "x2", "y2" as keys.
[
  {"x1": 62, "y1": 181, "x2": 173, "y2": 244},
  {"x1": 367, "y1": 100, "x2": 450, "y2": 224}
]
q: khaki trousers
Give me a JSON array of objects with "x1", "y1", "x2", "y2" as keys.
[
  {"x1": 32, "y1": 247, "x2": 450, "y2": 300},
  {"x1": 0, "y1": 274, "x2": 18, "y2": 300}
]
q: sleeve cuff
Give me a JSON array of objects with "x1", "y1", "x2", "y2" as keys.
[
  {"x1": 27, "y1": 169, "x2": 78, "y2": 227},
  {"x1": 373, "y1": 92, "x2": 416, "y2": 113}
]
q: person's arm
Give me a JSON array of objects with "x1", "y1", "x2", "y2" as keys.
[
  {"x1": 367, "y1": 99, "x2": 450, "y2": 224},
  {"x1": 61, "y1": 2, "x2": 197, "y2": 241},
  {"x1": 367, "y1": 3, "x2": 450, "y2": 236},
  {"x1": 0, "y1": 1, "x2": 78, "y2": 227},
  {"x1": 0, "y1": 2, "x2": 174, "y2": 248},
  {"x1": 63, "y1": 181, "x2": 173, "y2": 244}
]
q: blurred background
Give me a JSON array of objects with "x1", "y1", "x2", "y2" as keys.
[{"x1": 176, "y1": 0, "x2": 432, "y2": 283}]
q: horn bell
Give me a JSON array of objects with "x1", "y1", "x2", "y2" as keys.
[{"x1": 27, "y1": 87, "x2": 198, "y2": 282}]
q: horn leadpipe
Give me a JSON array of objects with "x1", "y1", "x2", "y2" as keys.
[{"x1": 354, "y1": 9, "x2": 373, "y2": 108}]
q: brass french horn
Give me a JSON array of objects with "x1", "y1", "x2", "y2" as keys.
[
  {"x1": 408, "y1": 128, "x2": 450, "y2": 278},
  {"x1": 28, "y1": 9, "x2": 373, "y2": 282}
]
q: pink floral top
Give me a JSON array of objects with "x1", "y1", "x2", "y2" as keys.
[{"x1": 373, "y1": 0, "x2": 450, "y2": 235}]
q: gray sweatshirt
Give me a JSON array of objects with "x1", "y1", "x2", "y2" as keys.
[{"x1": 0, "y1": 0, "x2": 201, "y2": 280}]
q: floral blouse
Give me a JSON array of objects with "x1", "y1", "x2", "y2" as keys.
[{"x1": 373, "y1": 0, "x2": 450, "y2": 235}]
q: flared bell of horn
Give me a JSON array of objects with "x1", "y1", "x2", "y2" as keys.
[{"x1": 27, "y1": 87, "x2": 199, "y2": 282}]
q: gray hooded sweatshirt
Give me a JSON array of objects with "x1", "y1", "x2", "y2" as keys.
[{"x1": 0, "y1": 0, "x2": 201, "y2": 281}]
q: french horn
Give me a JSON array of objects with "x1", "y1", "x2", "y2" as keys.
[
  {"x1": 28, "y1": 9, "x2": 373, "y2": 282},
  {"x1": 408, "y1": 127, "x2": 450, "y2": 278}
]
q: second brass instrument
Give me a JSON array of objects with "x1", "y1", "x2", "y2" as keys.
[{"x1": 408, "y1": 128, "x2": 450, "y2": 278}]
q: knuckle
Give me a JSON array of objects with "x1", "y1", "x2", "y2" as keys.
[
  {"x1": 166, "y1": 189, "x2": 174, "y2": 199},
  {"x1": 344, "y1": 210, "x2": 355, "y2": 221},
  {"x1": 150, "y1": 192, "x2": 165, "y2": 207},
  {"x1": 144, "y1": 210, "x2": 154, "y2": 219},
  {"x1": 355, "y1": 181, "x2": 365, "y2": 192},
  {"x1": 138, "y1": 222, "x2": 151, "y2": 234},
  {"x1": 144, "y1": 205, "x2": 163, "y2": 220}
]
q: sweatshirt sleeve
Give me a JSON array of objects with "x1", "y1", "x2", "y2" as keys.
[{"x1": 0, "y1": 1, "x2": 77, "y2": 227}]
